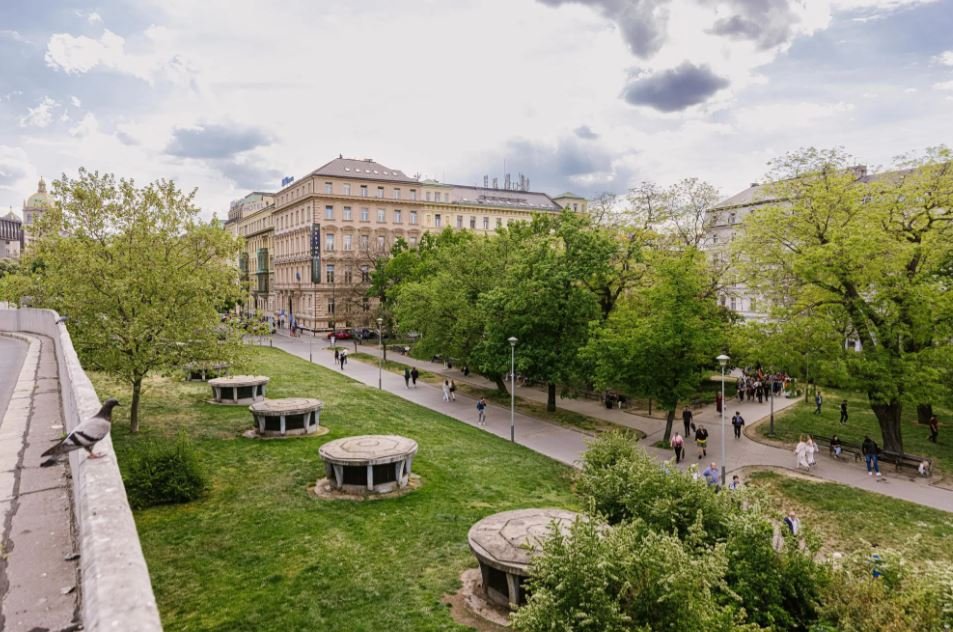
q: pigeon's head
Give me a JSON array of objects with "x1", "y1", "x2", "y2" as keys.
[{"x1": 99, "y1": 398, "x2": 121, "y2": 419}]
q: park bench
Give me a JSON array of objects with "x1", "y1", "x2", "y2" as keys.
[
  {"x1": 880, "y1": 449, "x2": 932, "y2": 476},
  {"x1": 813, "y1": 437, "x2": 862, "y2": 463}
]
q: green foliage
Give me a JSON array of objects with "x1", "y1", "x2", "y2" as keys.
[
  {"x1": 121, "y1": 433, "x2": 208, "y2": 509},
  {"x1": 6, "y1": 169, "x2": 243, "y2": 431}
]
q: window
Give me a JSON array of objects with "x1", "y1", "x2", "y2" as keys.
[
  {"x1": 426, "y1": 191, "x2": 432, "y2": 201},
  {"x1": 730, "y1": 297, "x2": 737, "y2": 311},
  {"x1": 393, "y1": 188, "x2": 400, "y2": 199},
  {"x1": 360, "y1": 185, "x2": 368, "y2": 197},
  {"x1": 394, "y1": 210, "x2": 402, "y2": 224},
  {"x1": 410, "y1": 211, "x2": 418, "y2": 225},
  {"x1": 343, "y1": 206, "x2": 352, "y2": 221},
  {"x1": 470, "y1": 216, "x2": 476, "y2": 229},
  {"x1": 377, "y1": 208, "x2": 386, "y2": 223},
  {"x1": 343, "y1": 234, "x2": 352, "y2": 251},
  {"x1": 377, "y1": 236, "x2": 385, "y2": 251},
  {"x1": 720, "y1": 295, "x2": 727, "y2": 307},
  {"x1": 409, "y1": 236, "x2": 417, "y2": 247},
  {"x1": 456, "y1": 215, "x2": 463, "y2": 228},
  {"x1": 359, "y1": 235, "x2": 369, "y2": 250},
  {"x1": 325, "y1": 205, "x2": 334, "y2": 220},
  {"x1": 360, "y1": 266, "x2": 370, "y2": 283},
  {"x1": 326, "y1": 264, "x2": 335, "y2": 283},
  {"x1": 324, "y1": 182, "x2": 333, "y2": 194},
  {"x1": 572, "y1": 203, "x2": 579, "y2": 211},
  {"x1": 376, "y1": 186, "x2": 384, "y2": 198},
  {"x1": 712, "y1": 234, "x2": 719, "y2": 244},
  {"x1": 343, "y1": 183, "x2": 351, "y2": 195},
  {"x1": 434, "y1": 214, "x2": 442, "y2": 228},
  {"x1": 325, "y1": 233, "x2": 335, "y2": 251},
  {"x1": 496, "y1": 218, "x2": 502, "y2": 228},
  {"x1": 410, "y1": 189, "x2": 417, "y2": 201},
  {"x1": 328, "y1": 297, "x2": 335, "y2": 315},
  {"x1": 360, "y1": 207, "x2": 369, "y2": 222},
  {"x1": 344, "y1": 267, "x2": 353, "y2": 284},
  {"x1": 362, "y1": 298, "x2": 370, "y2": 312},
  {"x1": 482, "y1": 217, "x2": 489, "y2": 230},
  {"x1": 729, "y1": 212, "x2": 736, "y2": 225},
  {"x1": 443, "y1": 193, "x2": 449, "y2": 202}
]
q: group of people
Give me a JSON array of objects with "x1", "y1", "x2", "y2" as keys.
[
  {"x1": 333, "y1": 347, "x2": 348, "y2": 369},
  {"x1": 441, "y1": 378, "x2": 458, "y2": 402},
  {"x1": 670, "y1": 420, "x2": 710, "y2": 464},
  {"x1": 402, "y1": 367, "x2": 420, "y2": 388},
  {"x1": 736, "y1": 370, "x2": 790, "y2": 404}
]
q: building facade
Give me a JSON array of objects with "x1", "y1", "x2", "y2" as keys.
[
  {"x1": 267, "y1": 156, "x2": 565, "y2": 331},
  {"x1": 21, "y1": 177, "x2": 51, "y2": 248},
  {"x1": 225, "y1": 192, "x2": 276, "y2": 317},
  {"x1": 0, "y1": 210, "x2": 22, "y2": 259}
]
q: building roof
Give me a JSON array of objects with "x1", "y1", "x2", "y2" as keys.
[
  {"x1": 554, "y1": 192, "x2": 586, "y2": 200},
  {"x1": 25, "y1": 177, "x2": 51, "y2": 210},
  {"x1": 309, "y1": 157, "x2": 418, "y2": 184},
  {"x1": 449, "y1": 185, "x2": 561, "y2": 212},
  {"x1": 712, "y1": 183, "x2": 778, "y2": 210},
  {"x1": 4, "y1": 210, "x2": 21, "y2": 224},
  {"x1": 0, "y1": 213, "x2": 23, "y2": 242}
]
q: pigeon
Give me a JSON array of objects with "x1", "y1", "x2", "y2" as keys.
[{"x1": 41, "y1": 398, "x2": 121, "y2": 467}]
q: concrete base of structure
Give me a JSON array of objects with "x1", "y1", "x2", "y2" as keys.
[
  {"x1": 444, "y1": 567, "x2": 511, "y2": 630},
  {"x1": 309, "y1": 474, "x2": 422, "y2": 501},
  {"x1": 242, "y1": 425, "x2": 329, "y2": 440}
]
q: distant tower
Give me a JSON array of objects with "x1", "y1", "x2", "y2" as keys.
[{"x1": 22, "y1": 177, "x2": 51, "y2": 247}]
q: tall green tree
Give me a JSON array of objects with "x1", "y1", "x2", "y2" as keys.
[
  {"x1": 738, "y1": 147, "x2": 953, "y2": 452},
  {"x1": 6, "y1": 169, "x2": 242, "y2": 432},
  {"x1": 584, "y1": 249, "x2": 725, "y2": 442}
]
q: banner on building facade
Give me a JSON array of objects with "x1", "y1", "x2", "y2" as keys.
[{"x1": 310, "y1": 223, "x2": 321, "y2": 284}]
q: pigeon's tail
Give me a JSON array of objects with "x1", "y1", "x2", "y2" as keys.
[
  {"x1": 41, "y1": 440, "x2": 69, "y2": 458},
  {"x1": 40, "y1": 457, "x2": 60, "y2": 467}
]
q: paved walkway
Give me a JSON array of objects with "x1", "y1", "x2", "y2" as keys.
[
  {"x1": 0, "y1": 334, "x2": 79, "y2": 631},
  {"x1": 267, "y1": 333, "x2": 953, "y2": 513}
]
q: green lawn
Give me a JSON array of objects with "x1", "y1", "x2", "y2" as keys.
[
  {"x1": 757, "y1": 389, "x2": 951, "y2": 472},
  {"x1": 92, "y1": 347, "x2": 577, "y2": 632},
  {"x1": 748, "y1": 470, "x2": 953, "y2": 564}
]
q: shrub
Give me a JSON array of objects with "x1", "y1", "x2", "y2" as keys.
[{"x1": 122, "y1": 433, "x2": 208, "y2": 509}]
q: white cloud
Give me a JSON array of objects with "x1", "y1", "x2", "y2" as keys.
[
  {"x1": 0, "y1": 29, "x2": 29, "y2": 43},
  {"x1": 69, "y1": 113, "x2": 99, "y2": 138},
  {"x1": 87, "y1": 12, "x2": 103, "y2": 24},
  {"x1": 0, "y1": 146, "x2": 34, "y2": 191},
  {"x1": 19, "y1": 97, "x2": 59, "y2": 128},
  {"x1": 935, "y1": 51, "x2": 953, "y2": 66},
  {"x1": 934, "y1": 80, "x2": 953, "y2": 91},
  {"x1": 70, "y1": 95, "x2": 82, "y2": 107}
]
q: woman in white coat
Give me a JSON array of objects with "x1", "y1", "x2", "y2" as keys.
[{"x1": 794, "y1": 435, "x2": 810, "y2": 470}]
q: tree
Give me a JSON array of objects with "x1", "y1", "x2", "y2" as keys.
[
  {"x1": 584, "y1": 249, "x2": 726, "y2": 442},
  {"x1": 626, "y1": 177, "x2": 721, "y2": 248},
  {"x1": 7, "y1": 169, "x2": 242, "y2": 432},
  {"x1": 737, "y1": 147, "x2": 953, "y2": 452}
]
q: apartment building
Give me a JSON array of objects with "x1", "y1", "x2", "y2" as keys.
[
  {"x1": 226, "y1": 192, "x2": 277, "y2": 317},
  {"x1": 269, "y1": 156, "x2": 565, "y2": 331}
]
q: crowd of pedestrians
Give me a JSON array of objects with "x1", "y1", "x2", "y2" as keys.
[{"x1": 736, "y1": 370, "x2": 791, "y2": 404}]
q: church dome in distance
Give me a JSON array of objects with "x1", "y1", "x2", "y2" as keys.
[{"x1": 25, "y1": 177, "x2": 51, "y2": 209}]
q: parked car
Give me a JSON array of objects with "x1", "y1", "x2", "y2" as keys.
[{"x1": 326, "y1": 330, "x2": 352, "y2": 340}]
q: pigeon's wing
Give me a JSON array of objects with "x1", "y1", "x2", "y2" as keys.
[{"x1": 41, "y1": 415, "x2": 110, "y2": 457}]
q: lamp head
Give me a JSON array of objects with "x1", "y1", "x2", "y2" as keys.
[
  {"x1": 716, "y1": 354, "x2": 730, "y2": 367},
  {"x1": 508, "y1": 336, "x2": 518, "y2": 346},
  {"x1": 377, "y1": 317, "x2": 383, "y2": 326}
]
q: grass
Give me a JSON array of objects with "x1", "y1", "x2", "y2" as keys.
[
  {"x1": 748, "y1": 470, "x2": 953, "y2": 564},
  {"x1": 755, "y1": 388, "x2": 952, "y2": 472},
  {"x1": 92, "y1": 347, "x2": 577, "y2": 632},
  {"x1": 350, "y1": 351, "x2": 623, "y2": 435}
]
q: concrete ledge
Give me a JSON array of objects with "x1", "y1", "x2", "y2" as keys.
[{"x1": 0, "y1": 308, "x2": 162, "y2": 632}]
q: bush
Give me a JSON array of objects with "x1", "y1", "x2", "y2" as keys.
[{"x1": 122, "y1": 433, "x2": 208, "y2": 509}]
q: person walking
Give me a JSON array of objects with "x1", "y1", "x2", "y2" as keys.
[
  {"x1": 410, "y1": 367, "x2": 419, "y2": 387},
  {"x1": 784, "y1": 511, "x2": 800, "y2": 536},
  {"x1": 334, "y1": 348, "x2": 340, "y2": 364},
  {"x1": 339, "y1": 350, "x2": 346, "y2": 370},
  {"x1": 682, "y1": 408, "x2": 693, "y2": 438},
  {"x1": 731, "y1": 411, "x2": 745, "y2": 439},
  {"x1": 830, "y1": 434, "x2": 843, "y2": 459},
  {"x1": 715, "y1": 392, "x2": 723, "y2": 415},
  {"x1": 806, "y1": 435, "x2": 817, "y2": 467},
  {"x1": 476, "y1": 397, "x2": 487, "y2": 426},
  {"x1": 814, "y1": 390, "x2": 823, "y2": 414},
  {"x1": 794, "y1": 435, "x2": 810, "y2": 470},
  {"x1": 695, "y1": 425, "x2": 709, "y2": 459},
  {"x1": 928, "y1": 415, "x2": 939, "y2": 443},
  {"x1": 702, "y1": 462, "x2": 720, "y2": 488},
  {"x1": 448, "y1": 379, "x2": 457, "y2": 401},
  {"x1": 403, "y1": 367, "x2": 411, "y2": 388},
  {"x1": 862, "y1": 435, "x2": 881, "y2": 478},
  {"x1": 671, "y1": 432, "x2": 684, "y2": 464},
  {"x1": 441, "y1": 379, "x2": 451, "y2": 402},
  {"x1": 839, "y1": 400, "x2": 849, "y2": 424}
]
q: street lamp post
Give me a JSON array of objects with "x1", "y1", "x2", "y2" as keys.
[
  {"x1": 508, "y1": 337, "x2": 518, "y2": 442},
  {"x1": 769, "y1": 375, "x2": 776, "y2": 436},
  {"x1": 717, "y1": 354, "x2": 730, "y2": 486},
  {"x1": 309, "y1": 331, "x2": 313, "y2": 362},
  {"x1": 377, "y1": 318, "x2": 384, "y2": 390},
  {"x1": 330, "y1": 334, "x2": 336, "y2": 365}
]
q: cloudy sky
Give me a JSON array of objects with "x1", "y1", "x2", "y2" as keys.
[{"x1": 1, "y1": 0, "x2": 952, "y2": 217}]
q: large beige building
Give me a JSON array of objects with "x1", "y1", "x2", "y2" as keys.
[
  {"x1": 260, "y1": 156, "x2": 567, "y2": 331},
  {"x1": 21, "y1": 177, "x2": 52, "y2": 248},
  {"x1": 225, "y1": 192, "x2": 277, "y2": 317}
]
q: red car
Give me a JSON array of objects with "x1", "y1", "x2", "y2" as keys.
[{"x1": 326, "y1": 330, "x2": 352, "y2": 340}]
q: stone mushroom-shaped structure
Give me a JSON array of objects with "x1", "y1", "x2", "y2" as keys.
[
  {"x1": 249, "y1": 397, "x2": 323, "y2": 437},
  {"x1": 319, "y1": 435, "x2": 418, "y2": 494},
  {"x1": 468, "y1": 508, "x2": 584, "y2": 609},
  {"x1": 208, "y1": 375, "x2": 268, "y2": 405},
  {"x1": 184, "y1": 361, "x2": 229, "y2": 382}
]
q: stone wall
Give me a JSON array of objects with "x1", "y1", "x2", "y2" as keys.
[{"x1": 0, "y1": 308, "x2": 162, "y2": 631}]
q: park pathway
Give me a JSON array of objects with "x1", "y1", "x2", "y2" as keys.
[{"x1": 267, "y1": 332, "x2": 953, "y2": 513}]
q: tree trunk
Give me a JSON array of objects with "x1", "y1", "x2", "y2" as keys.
[
  {"x1": 547, "y1": 382, "x2": 556, "y2": 412},
  {"x1": 493, "y1": 374, "x2": 508, "y2": 394},
  {"x1": 663, "y1": 408, "x2": 676, "y2": 448},
  {"x1": 916, "y1": 403, "x2": 933, "y2": 425},
  {"x1": 130, "y1": 377, "x2": 142, "y2": 434},
  {"x1": 870, "y1": 399, "x2": 903, "y2": 453}
]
